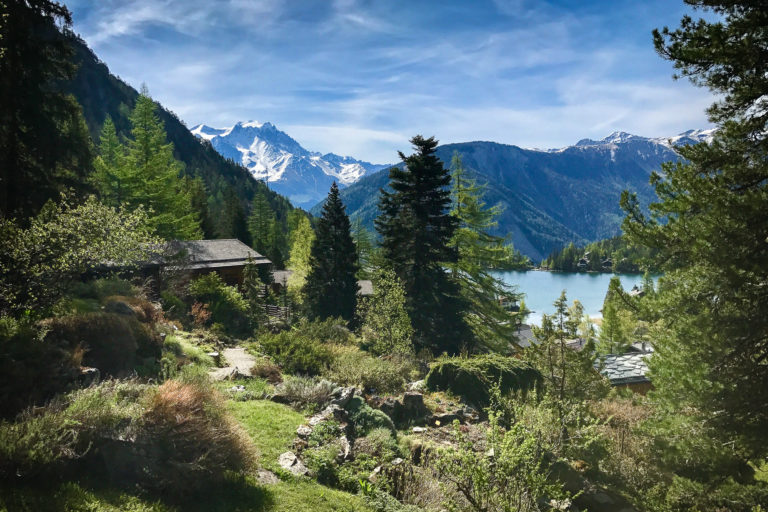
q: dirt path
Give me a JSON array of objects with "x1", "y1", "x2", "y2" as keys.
[{"x1": 209, "y1": 347, "x2": 257, "y2": 380}]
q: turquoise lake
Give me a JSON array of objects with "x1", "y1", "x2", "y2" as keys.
[{"x1": 494, "y1": 270, "x2": 648, "y2": 325}]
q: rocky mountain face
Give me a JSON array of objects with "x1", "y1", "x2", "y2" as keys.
[
  {"x1": 319, "y1": 130, "x2": 713, "y2": 261},
  {"x1": 191, "y1": 122, "x2": 388, "y2": 208}
]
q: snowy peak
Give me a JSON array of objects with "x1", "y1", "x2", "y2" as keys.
[
  {"x1": 570, "y1": 129, "x2": 714, "y2": 150},
  {"x1": 189, "y1": 120, "x2": 387, "y2": 208}
]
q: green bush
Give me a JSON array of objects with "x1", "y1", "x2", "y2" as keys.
[
  {"x1": 259, "y1": 330, "x2": 333, "y2": 375},
  {"x1": 69, "y1": 277, "x2": 138, "y2": 302},
  {"x1": 188, "y1": 273, "x2": 250, "y2": 336},
  {"x1": 425, "y1": 354, "x2": 542, "y2": 409},
  {"x1": 43, "y1": 313, "x2": 162, "y2": 376},
  {"x1": 327, "y1": 346, "x2": 409, "y2": 394},
  {"x1": 345, "y1": 396, "x2": 395, "y2": 436},
  {"x1": 0, "y1": 316, "x2": 80, "y2": 418},
  {"x1": 160, "y1": 290, "x2": 187, "y2": 323},
  {"x1": 163, "y1": 335, "x2": 215, "y2": 367},
  {"x1": 295, "y1": 317, "x2": 355, "y2": 345}
]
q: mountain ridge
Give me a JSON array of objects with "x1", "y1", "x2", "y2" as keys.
[{"x1": 314, "y1": 129, "x2": 710, "y2": 261}]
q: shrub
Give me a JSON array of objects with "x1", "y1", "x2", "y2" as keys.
[
  {"x1": 272, "y1": 375, "x2": 336, "y2": 411},
  {"x1": 259, "y1": 330, "x2": 333, "y2": 375},
  {"x1": 160, "y1": 290, "x2": 187, "y2": 323},
  {"x1": 43, "y1": 313, "x2": 162, "y2": 376},
  {"x1": 188, "y1": 273, "x2": 250, "y2": 336},
  {"x1": 140, "y1": 378, "x2": 257, "y2": 492},
  {"x1": 345, "y1": 395, "x2": 395, "y2": 436},
  {"x1": 68, "y1": 277, "x2": 139, "y2": 302},
  {"x1": 0, "y1": 316, "x2": 81, "y2": 418},
  {"x1": 326, "y1": 345, "x2": 409, "y2": 394},
  {"x1": 425, "y1": 354, "x2": 542, "y2": 409},
  {"x1": 295, "y1": 317, "x2": 355, "y2": 345},
  {"x1": 104, "y1": 295, "x2": 159, "y2": 323},
  {"x1": 163, "y1": 335, "x2": 215, "y2": 368},
  {"x1": 250, "y1": 357, "x2": 283, "y2": 384}
]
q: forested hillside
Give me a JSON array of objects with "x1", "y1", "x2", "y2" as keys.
[{"x1": 541, "y1": 236, "x2": 660, "y2": 273}]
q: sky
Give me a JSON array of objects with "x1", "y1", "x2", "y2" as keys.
[{"x1": 66, "y1": 0, "x2": 716, "y2": 163}]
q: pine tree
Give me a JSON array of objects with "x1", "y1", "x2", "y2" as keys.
[
  {"x1": 303, "y1": 182, "x2": 359, "y2": 322},
  {"x1": 218, "y1": 186, "x2": 251, "y2": 245},
  {"x1": 0, "y1": 0, "x2": 92, "y2": 218},
  {"x1": 92, "y1": 116, "x2": 129, "y2": 206},
  {"x1": 447, "y1": 153, "x2": 525, "y2": 351},
  {"x1": 248, "y1": 189, "x2": 277, "y2": 260},
  {"x1": 189, "y1": 177, "x2": 216, "y2": 239},
  {"x1": 621, "y1": 0, "x2": 768, "y2": 457},
  {"x1": 376, "y1": 136, "x2": 472, "y2": 354},
  {"x1": 351, "y1": 217, "x2": 375, "y2": 279}
]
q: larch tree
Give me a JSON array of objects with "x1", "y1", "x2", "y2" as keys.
[
  {"x1": 94, "y1": 91, "x2": 201, "y2": 240},
  {"x1": 248, "y1": 189, "x2": 277, "y2": 260},
  {"x1": 303, "y1": 182, "x2": 359, "y2": 322},
  {"x1": 361, "y1": 268, "x2": 413, "y2": 356},
  {"x1": 621, "y1": 0, "x2": 768, "y2": 457},
  {"x1": 448, "y1": 152, "x2": 526, "y2": 352},
  {"x1": 286, "y1": 214, "x2": 315, "y2": 300},
  {"x1": 375, "y1": 136, "x2": 472, "y2": 354}
]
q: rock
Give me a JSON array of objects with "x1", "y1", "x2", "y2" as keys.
[
  {"x1": 408, "y1": 380, "x2": 425, "y2": 392},
  {"x1": 339, "y1": 435, "x2": 352, "y2": 461},
  {"x1": 296, "y1": 425, "x2": 313, "y2": 438},
  {"x1": 292, "y1": 438, "x2": 308, "y2": 452},
  {"x1": 379, "y1": 397, "x2": 404, "y2": 422},
  {"x1": 369, "y1": 466, "x2": 382, "y2": 483},
  {"x1": 402, "y1": 392, "x2": 424, "y2": 409},
  {"x1": 229, "y1": 385, "x2": 246, "y2": 393},
  {"x1": 256, "y1": 469, "x2": 279, "y2": 485},
  {"x1": 412, "y1": 426, "x2": 427, "y2": 433},
  {"x1": 278, "y1": 451, "x2": 309, "y2": 476},
  {"x1": 309, "y1": 404, "x2": 348, "y2": 426},
  {"x1": 331, "y1": 386, "x2": 356, "y2": 408},
  {"x1": 391, "y1": 457, "x2": 404, "y2": 466}
]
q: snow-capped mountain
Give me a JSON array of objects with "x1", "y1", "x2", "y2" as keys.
[
  {"x1": 190, "y1": 121, "x2": 388, "y2": 207},
  {"x1": 568, "y1": 128, "x2": 715, "y2": 150}
]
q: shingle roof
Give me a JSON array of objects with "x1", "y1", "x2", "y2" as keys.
[
  {"x1": 597, "y1": 352, "x2": 650, "y2": 385},
  {"x1": 165, "y1": 239, "x2": 270, "y2": 269},
  {"x1": 270, "y1": 270, "x2": 373, "y2": 296}
]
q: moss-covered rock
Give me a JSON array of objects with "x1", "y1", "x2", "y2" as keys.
[{"x1": 424, "y1": 354, "x2": 542, "y2": 408}]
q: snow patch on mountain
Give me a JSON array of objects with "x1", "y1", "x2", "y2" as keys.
[{"x1": 189, "y1": 120, "x2": 388, "y2": 207}]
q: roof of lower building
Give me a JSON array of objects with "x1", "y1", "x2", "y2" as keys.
[
  {"x1": 597, "y1": 352, "x2": 651, "y2": 385},
  {"x1": 164, "y1": 239, "x2": 270, "y2": 269},
  {"x1": 270, "y1": 269, "x2": 373, "y2": 296}
]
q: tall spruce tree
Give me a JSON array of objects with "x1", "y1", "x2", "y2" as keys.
[
  {"x1": 621, "y1": 0, "x2": 768, "y2": 457},
  {"x1": 0, "y1": 0, "x2": 92, "y2": 219},
  {"x1": 218, "y1": 186, "x2": 251, "y2": 245},
  {"x1": 376, "y1": 135, "x2": 472, "y2": 354},
  {"x1": 448, "y1": 153, "x2": 526, "y2": 352},
  {"x1": 303, "y1": 182, "x2": 359, "y2": 322}
]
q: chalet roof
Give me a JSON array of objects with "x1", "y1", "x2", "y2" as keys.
[
  {"x1": 164, "y1": 239, "x2": 270, "y2": 269},
  {"x1": 270, "y1": 269, "x2": 373, "y2": 296},
  {"x1": 597, "y1": 352, "x2": 650, "y2": 385}
]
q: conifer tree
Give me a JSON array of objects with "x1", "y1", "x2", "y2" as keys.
[
  {"x1": 376, "y1": 136, "x2": 472, "y2": 354},
  {"x1": 351, "y1": 217, "x2": 375, "y2": 279},
  {"x1": 622, "y1": 0, "x2": 768, "y2": 456},
  {"x1": 248, "y1": 189, "x2": 277, "y2": 260},
  {"x1": 94, "y1": 92, "x2": 201, "y2": 240},
  {"x1": 218, "y1": 186, "x2": 251, "y2": 245},
  {"x1": 303, "y1": 182, "x2": 359, "y2": 322},
  {"x1": 447, "y1": 153, "x2": 526, "y2": 351},
  {"x1": 0, "y1": 0, "x2": 92, "y2": 218}
]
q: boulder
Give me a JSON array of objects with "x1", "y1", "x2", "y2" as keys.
[
  {"x1": 309, "y1": 404, "x2": 347, "y2": 426},
  {"x1": 430, "y1": 412, "x2": 461, "y2": 426},
  {"x1": 408, "y1": 380, "x2": 425, "y2": 392},
  {"x1": 331, "y1": 386, "x2": 356, "y2": 408},
  {"x1": 412, "y1": 426, "x2": 427, "y2": 433},
  {"x1": 296, "y1": 425, "x2": 313, "y2": 439},
  {"x1": 338, "y1": 435, "x2": 352, "y2": 461},
  {"x1": 256, "y1": 469, "x2": 279, "y2": 485},
  {"x1": 278, "y1": 451, "x2": 309, "y2": 476}
]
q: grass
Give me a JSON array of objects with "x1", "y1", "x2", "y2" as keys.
[{"x1": 228, "y1": 400, "x2": 305, "y2": 470}]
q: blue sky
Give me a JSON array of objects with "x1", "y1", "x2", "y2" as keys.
[{"x1": 67, "y1": 0, "x2": 715, "y2": 163}]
